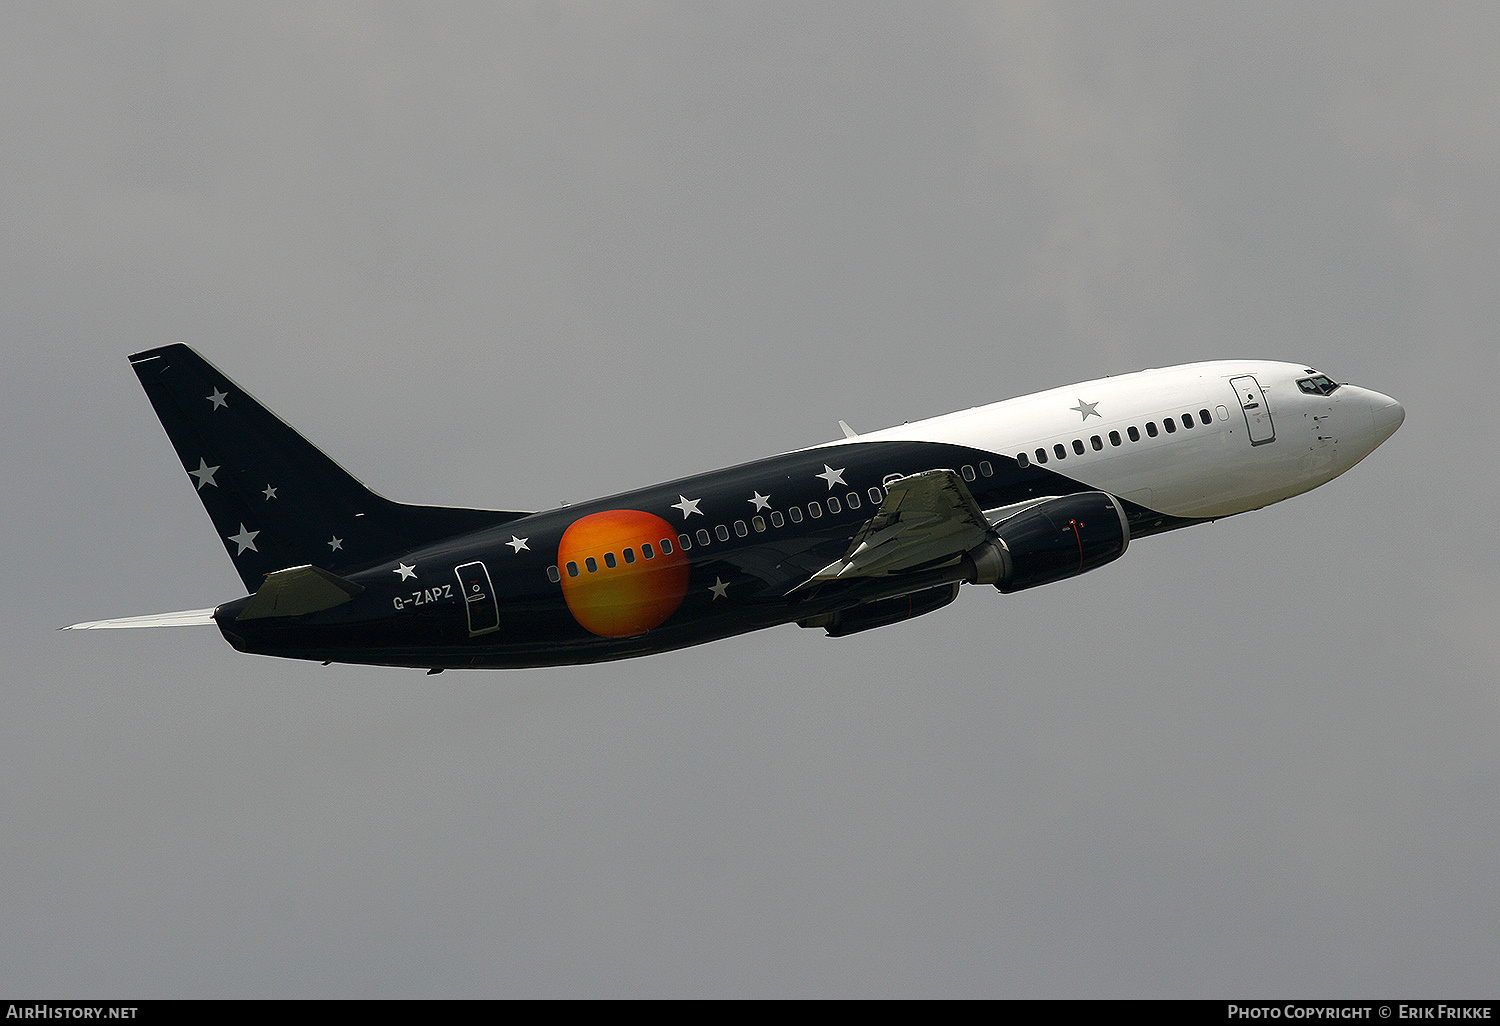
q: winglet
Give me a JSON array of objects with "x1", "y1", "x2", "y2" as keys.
[{"x1": 838, "y1": 420, "x2": 858, "y2": 439}]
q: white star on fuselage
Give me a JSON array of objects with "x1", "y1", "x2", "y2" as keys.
[
  {"x1": 394, "y1": 562, "x2": 417, "y2": 580},
  {"x1": 262, "y1": 485, "x2": 277, "y2": 500},
  {"x1": 709, "y1": 577, "x2": 729, "y2": 600},
  {"x1": 207, "y1": 388, "x2": 228, "y2": 411},
  {"x1": 227, "y1": 524, "x2": 258, "y2": 554},
  {"x1": 1072, "y1": 399, "x2": 1100, "y2": 420},
  {"x1": 749, "y1": 491, "x2": 771, "y2": 511},
  {"x1": 189, "y1": 458, "x2": 219, "y2": 489},
  {"x1": 327, "y1": 536, "x2": 343, "y2": 551},
  {"x1": 816, "y1": 464, "x2": 846, "y2": 489},
  {"x1": 506, "y1": 536, "x2": 529, "y2": 553},
  {"x1": 672, "y1": 495, "x2": 703, "y2": 518}
]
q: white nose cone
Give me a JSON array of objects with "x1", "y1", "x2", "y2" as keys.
[
  {"x1": 1342, "y1": 386, "x2": 1405, "y2": 461},
  {"x1": 1371, "y1": 393, "x2": 1405, "y2": 445}
]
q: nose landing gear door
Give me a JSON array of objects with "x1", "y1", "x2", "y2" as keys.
[
  {"x1": 455, "y1": 561, "x2": 500, "y2": 636},
  {"x1": 1231, "y1": 375, "x2": 1276, "y2": 446}
]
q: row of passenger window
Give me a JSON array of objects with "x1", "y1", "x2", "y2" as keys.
[
  {"x1": 545, "y1": 461, "x2": 1000, "y2": 582},
  {"x1": 1015, "y1": 409, "x2": 1216, "y2": 468},
  {"x1": 548, "y1": 535, "x2": 684, "y2": 581}
]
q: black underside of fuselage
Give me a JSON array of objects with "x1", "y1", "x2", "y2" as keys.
[{"x1": 218, "y1": 438, "x2": 1205, "y2": 669}]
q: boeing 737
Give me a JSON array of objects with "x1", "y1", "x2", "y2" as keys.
[{"x1": 65, "y1": 344, "x2": 1404, "y2": 670}]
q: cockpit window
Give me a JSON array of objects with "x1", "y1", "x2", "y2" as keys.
[{"x1": 1297, "y1": 374, "x2": 1340, "y2": 396}]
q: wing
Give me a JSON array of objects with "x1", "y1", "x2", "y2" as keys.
[{"x1": 804, "y1": 469, "x2": 994, "y2": 584}]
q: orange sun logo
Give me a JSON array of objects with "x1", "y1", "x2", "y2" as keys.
[{"x1": 557, "y1": 510, "x2": 690, "y2": 637}]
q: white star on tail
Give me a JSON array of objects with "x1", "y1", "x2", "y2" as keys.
[
  {"x1": 327, "y1": 536, "x2": 343, "y2": 551},
  {"x1": 189, "y1": 458, "x2": 219, "y2": 489},
  {"x1": 227, "y1": 524, "x2": 259, "y2": 554},
  {"x1": 207, "y1": 388, "x2": 228, "y2": 410}
]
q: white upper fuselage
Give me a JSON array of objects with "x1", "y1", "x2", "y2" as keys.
[{"x1": 819, "y1": 361, "x2": 1405, "y2": 520}]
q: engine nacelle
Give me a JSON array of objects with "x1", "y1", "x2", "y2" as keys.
[
  {"x1": 798, "y1": 582, "x2": 961, "y2": 637},
  {"x1": 963, "y1": 491, "x2": 1130, "y2": 593}
]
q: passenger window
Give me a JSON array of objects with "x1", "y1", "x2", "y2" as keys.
[
  {"x1": 585, "y1": 557, "x2": 598, "y2": 573},
  {"x1": 547, "y1": 565, "x2": 561, "y2": 583},
  {"x1": 1182, "y1": 412, "x2": 1194, "y2": 428},
  {"x1": 603, "y1": 552, "x2": 616, "y2": 569},
  {"x1": 962, "y1": 465, "x2": 975, "y2": 481},
  {"x1": 622, "y1": 548, "x2": 635, "y2": 564},
  {"x1": 716, "y1": 524, "x2": 730, "y2": 541},
  {"x1": 1054, "y1": 444, "x2": 1067, "y2": 460},
  {"x1": 868, "y1": 487, "x2": 883, "y2": 503},
  {"x1": 1164, "y1": 417, "x2": 1177, "y2": 433},
  {"x1": 1109, "y1": 430, "x2": 1121, "y2": 446},
  {"x1": 1128, "y1": 426, "x2": 1140, "y2": 442},
  {"x1": 1036, "y1": 448, "x2": 1048, "y2": 464},
  {"x1": 566, "y1": 561, "x2": 579, "y2": 578},
  {"x1": 752, "y1": 515, "x2": 766, "y2": 532},
  {"x1": 697, "y1": 529, "x2": 710, "y2": 546},
  {"x1": 1091, "y1": 435, "x2": 1103, "y2": 451},
  {"x1": 734, "y1": 520, "x2": 747, "y2": 537},
  {"x1": 642, "y1": 542, "x2": 655, "y2": 559},
  {"x1": 980, "y1": 461, "x2": 993, "y2": 476},
  {"x1": 809, "y1": 502, "x2": 823, "y2": 518},
  {"x1": 1072, "y1": 439, "x2": 1085, "y2": 455},
  {"x1": 827, "y1": 496, "x2": 840, "y2": 514},
  {"x1": 846, "y1": 492, "x2": 860, "y2": 509},
  {"x1": 771, "y1": 510, "x2": 784, "y2": 527},
  {"x1": 1200, "y1": 409, "x2": 1212, "y2": 424},
  {"x1": 672, "y1": 536, "x2": 686, "y2": 552},
  {"x1": 1017, "y1": 451, "x2": 1030, "y2": 468},
  {"x1": 789, "y1": 506, "x2": 803, "y2": 523},
  {"x1": 1146, "y1": 422, "x2": 1158, "y2": 438}
]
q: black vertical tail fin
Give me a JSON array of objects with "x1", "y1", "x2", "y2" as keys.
[{"x1": 129, "y1": 344, "x2": 529, "y2": 592}]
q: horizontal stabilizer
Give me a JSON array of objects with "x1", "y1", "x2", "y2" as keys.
[
  {"x1": 237, "y1": 564, "x2": 364, "y2": 620},
  {"x1": 63, "y1": 608, "x2": 217, "y2": 630}
]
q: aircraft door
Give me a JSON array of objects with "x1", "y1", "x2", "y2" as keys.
[
  {"x1": 455, "y1": 561, "x2": 500, "y2": 636},
  {"x1": 1230, "y1": 375, "x2": 1275, "y2": 446}
]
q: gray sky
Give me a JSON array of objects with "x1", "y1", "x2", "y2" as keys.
[{"x1": 4, "y1": 1, "x2": 1496, "y2": 997}]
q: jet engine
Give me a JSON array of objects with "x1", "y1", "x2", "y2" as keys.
[{"x1": 961, "y1": 491, "x2": 1130, "y2": 593}]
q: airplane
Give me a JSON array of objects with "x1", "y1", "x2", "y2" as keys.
[{"x1": 65, "y1": 344, "x2": 1404, "y2": 671}]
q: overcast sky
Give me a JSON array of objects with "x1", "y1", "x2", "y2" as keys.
[{"x1": 4, "y1": 1, "x2": 1496, "y2": 998}]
